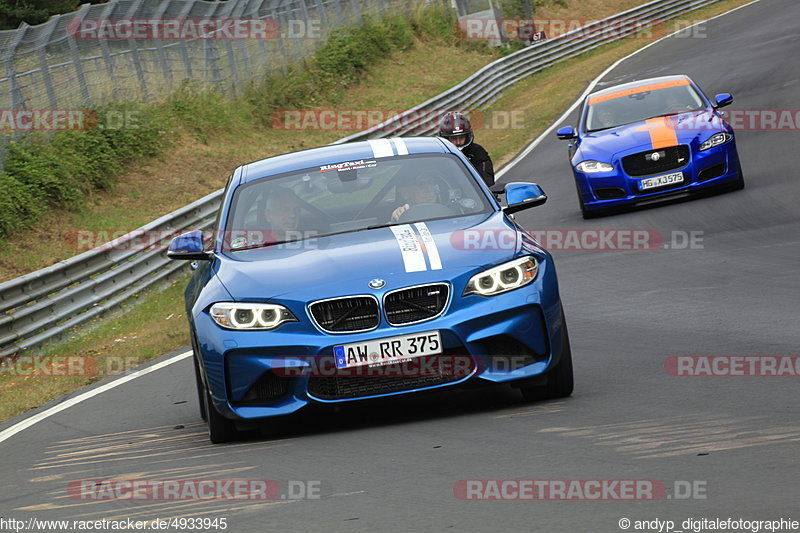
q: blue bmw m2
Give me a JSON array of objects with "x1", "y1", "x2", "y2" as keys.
[
  {"x1": 168, "y1": 137, "x2": 573, "y2": 442},
  {"x1": 556, "y1": 75, "x2": 744, "y2": 218}
]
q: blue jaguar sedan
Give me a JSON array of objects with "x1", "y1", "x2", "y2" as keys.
[
  {"x1": 168, "y1": 137, "x2": 573, "y2": 442},
  {"x1": 556, "y1": 75, "x2": 744, "y2": 218}
]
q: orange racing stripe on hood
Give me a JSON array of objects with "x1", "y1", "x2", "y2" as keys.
[{"x1": 637, "y1": 117, "x2": 679, "y2": 150}]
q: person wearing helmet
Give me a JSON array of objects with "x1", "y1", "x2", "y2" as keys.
[{"x1": 438, "y1": 111, "x2": 495, "y2": 188}]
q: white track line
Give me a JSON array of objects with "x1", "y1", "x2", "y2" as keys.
[
  {"x1": 496, "y1": 0, "x2": 762, "y2": 179},
  {"x1": 0, "y1": 350, "x2": 192, "y2": 444},
  {"x1": 0, "y1": 0, "x2": 762, "y2": 444}
]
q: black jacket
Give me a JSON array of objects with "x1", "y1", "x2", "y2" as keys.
[{"x1": 462, "y1": 142, "x2": 495, "y2": 188}]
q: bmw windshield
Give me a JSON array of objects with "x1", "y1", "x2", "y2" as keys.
[{"x1": 222, "y1": 153, "x2": 492, "y2": 252}]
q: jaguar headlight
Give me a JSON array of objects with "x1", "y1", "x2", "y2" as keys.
[
  {"x1": 464, "y1": 256, "x2": 539, "y2": 297},
  {"x1": 699, "y1": 132, "x2": 732, "y2": 151},
  {"x1": 210, "y1": 302, "x2": 297, "y2": 330},
  {"x1": 576, "y1": 160, "x2": 614, "y2": 173}
]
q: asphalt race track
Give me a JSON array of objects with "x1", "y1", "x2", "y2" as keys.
[{"x1": 1, "y1": 1, "x2": 798, "y2": 531}]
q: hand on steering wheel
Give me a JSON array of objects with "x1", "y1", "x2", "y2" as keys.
[{"x1": 391, "y1": 203, "x2": 411, "y2": 221}]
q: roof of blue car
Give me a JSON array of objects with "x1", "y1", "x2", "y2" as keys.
[
  {"x1": 240, "y1": 137, "x2": 451, "y2": 184},
  {"x1": 587, "y1": 74, "x2": 692, "y2": 101}
]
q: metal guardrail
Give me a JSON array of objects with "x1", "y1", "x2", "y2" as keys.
[{"x1": 0, "y1": 0, "x2": 723, "y2": 357}]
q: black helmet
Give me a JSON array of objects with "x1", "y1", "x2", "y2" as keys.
[{"x1": 438, "y1": 111, "x2": 473, "y2": 150}]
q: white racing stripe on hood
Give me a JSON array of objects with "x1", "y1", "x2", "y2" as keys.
[
  {"x1": 414, "y1": 222, "x2": 442, "y2": 270},
  {"x1": 368, "y1": 138, "x2": 394, "y2": 158},
  {"x1": 390, "y1": 224, "x2": 427, "y2": 272},
  {"x1": 391, "y1": 137, "x2": 409, "y2": 155}
]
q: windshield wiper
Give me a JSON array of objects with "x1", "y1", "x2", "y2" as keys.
[
  {"x1": 640, "y1": 111, "x2": 689, "y2": 121},
  {"x1": 365, "y1": 222, "x2": 401, "y2": 231},
  {"x1": 586, "y1": 125, "x2": 615, "y2": 133},
  {"x1": 230, "y1": 238, "x2": 300, "y2": 252}
]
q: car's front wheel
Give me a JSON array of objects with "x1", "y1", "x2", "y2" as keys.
[
  {"x1": 204, "y1": 384, "x2": 241, "y2": 444},
  {"x1": 192, "y1": 351, "x2": 207, "y2": 422},
  {"x1": 521, "y1": 314, "x2": 574, "y2": 401},
  {"x1": 730, "y1": 169, "x2": 745, "y2": 191}
]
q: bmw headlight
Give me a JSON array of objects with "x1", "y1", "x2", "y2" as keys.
[
  {"x1": 210, "y1": 302, "x2": 297, "y2": 330},
  {"x1": 464, "y1": 256, "x2": 539, "y2": 297},
  {"x1": 576, "y1": 160, "x2": 614, "y2": 173},
  {"x1": 699, "y1": 132, "x2": 732, "y2": 151}
]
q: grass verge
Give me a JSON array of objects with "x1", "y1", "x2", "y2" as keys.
[{"x1": 0, "y1": 0, "x2": 755, "y2": 422}]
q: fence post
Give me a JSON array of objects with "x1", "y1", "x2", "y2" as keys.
[
  {"x1": 247, "y1": 0, "x2": 270, "y2": 74},
  {"x1": 65, "y1": 6, "x2": 92, "y2": 105},
  {"x1": 4, "y1": 23, "x2": 29, "y2": 114},
  {"x1": 233, "y1": 0, "x2": 257, "y2": 89},
  {"x1": 337, "y1": 0, "x2": 349, "y2": 26},
  {"x1": 314, "y1": 0, "x2": 330, "y2": 42},
  {"x1": 218, "y1": 0, "x2": 241, "y2": 95},
  {"x1": 97, "y1": 2, "x2": 121, "y2": 101},
  {"x1": 151, "y1": 0, "x2": 175, "y2": 93},
  {"x1": 34, "y1": 18, "x2": 60, "y2": 109},
  {"x1": 271, "y1": 5, "x2": 290, "y2": 71},
  {"x1": 175, "y1": 1, "x2": 195, "y2": 81},
  {"x1": 123, "y1": 0, "x2": 150, "y2": 101},
  {"x1": 203, "y1": 3, "x2": 225, "y2": 93}
]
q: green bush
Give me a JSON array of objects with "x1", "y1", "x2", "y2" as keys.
[
  {"x1": 0, "y1": 102, "x2": 165, "y2": 236},
  {"x1": 167, "y1": 81, "x2": 254, "y2": 141},
  {"x1": 0, "y1": 171, "x2": 44, "y2": 235},
  {"x1": 409, "y1": 3, "x2": 458, "y2": 42}
]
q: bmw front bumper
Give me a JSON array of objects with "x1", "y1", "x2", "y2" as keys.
[{"x1": 194, "y1": 260, "x2": 567, "y2": 421}]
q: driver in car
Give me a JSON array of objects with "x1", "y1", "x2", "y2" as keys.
[
  {"x1": 596, "y1": 108, "x2": 616, "y2": 129},
  {"x1": 263, "y1": 187, "x2": 301, "y2": 242},
  {"x1": 390, "y1": 174, "x2": 441, "y2": 221}
]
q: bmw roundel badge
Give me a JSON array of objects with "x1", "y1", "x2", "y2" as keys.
[{"x1": 369, "y1": 279, "x2": 386, "y2": 289}]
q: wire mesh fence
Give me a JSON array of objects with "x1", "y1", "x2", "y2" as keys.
[{"x1": 0, "y1": 0, "x2": 446, "y2": 146}]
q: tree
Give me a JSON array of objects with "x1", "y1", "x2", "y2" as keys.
[{"x1": 0, "y1": 0, "x2": 108, "y2": 30}]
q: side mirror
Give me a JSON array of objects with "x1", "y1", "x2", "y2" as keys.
[
  {"x1": 714, "y1": 93, "x2": 733, "y2": 108},
  {"x1": 503, "y1": 182, "x2": 547, "y2": 214},
  {"x1": 167, "y1": 229, "x2": 212, "y2": 261},
  {"x1": 557, "y1": 126, "x2": 576, "y2": 140}
]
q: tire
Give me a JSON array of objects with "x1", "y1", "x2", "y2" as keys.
[
  {"x1": 730, "y1": 170, "x2": 745, "y2": 191},
  {"x1": 193, "y1": 353, "x2": 207, "y2": 422},
  {"x1": 580, "y1": 199, "x2": 591, "y2": 219},
  {"x1": 521, "y1": 313, "x2": 574, "y2": 401},
  {"x1": 204, "y1": 384, "x2": 241, "y2": 444}
]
